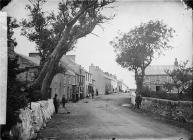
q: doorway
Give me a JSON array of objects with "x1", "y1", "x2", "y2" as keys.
[{"x1": 156, "y1": 86, "x2": 161, "y2": 92}]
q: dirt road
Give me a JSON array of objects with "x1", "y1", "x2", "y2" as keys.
[{"x1": 37, "y1": 94, "x2": 191, "y2": 140}]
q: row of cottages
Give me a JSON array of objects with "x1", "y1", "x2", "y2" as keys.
[
  {"x1": 89, "y1": 64, "x2": 129, "y2": 95},
  {"x1": 16, "y1": 53, "x2": 95, "y2": 102},
  {"x1": 143, "y1": 58, "x2": 178, "y2": 92},
  {"x1": 89, "y1": 64, "x2": 106, "y2": 94},
  {"x1": 104, "y1": 72, "x2": 118, "y2": 94}
]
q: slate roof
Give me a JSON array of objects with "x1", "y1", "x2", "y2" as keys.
[
  {"x1": 65, "y1": 69, "x2": 76, "y2": 76},
  {"x1": 16, "y1": 53, "x2": 40, "y2": 66},
  {"x1": 145, "y1": 65, "x2": 174, "y2": 75},
  {"x1": 17, "y1": 53, "x2": 78, "y2": 76}
]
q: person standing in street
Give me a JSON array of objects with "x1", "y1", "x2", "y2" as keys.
[
  {"x1": 62, "y1": 95, "x2": 66, "y2": 108},
  {"x1": 135, "y1": 94, "x2": 142, "y2": 109},
  {"x1": 62, "y1": 95, "x2": 71, "y2": 114},
  {"x1": 91, "y1": 88, "x2": 94, "y2": 99},
  {"x1": 53, "y1": 94, "x2": 59, "y2": 114},
  {"x1": 96, "y1": 89, "x2": 98, "y2": 96}
]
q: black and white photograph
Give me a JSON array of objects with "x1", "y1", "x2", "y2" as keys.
[{"x1": 0, "y1": 0, "x2": 193, "y2": 139}]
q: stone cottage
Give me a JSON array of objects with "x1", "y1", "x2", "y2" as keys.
[{"x1": 143, "y1": 59, "x2": 178, "y2": 92}]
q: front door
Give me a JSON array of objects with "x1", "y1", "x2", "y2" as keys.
[{"x1": 156, "y1": 86, "x2": 161, "y2": 92}]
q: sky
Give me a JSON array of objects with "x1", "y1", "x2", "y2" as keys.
[{"x1": 2, "y1": 0, "x2": 192, "y2": 89}]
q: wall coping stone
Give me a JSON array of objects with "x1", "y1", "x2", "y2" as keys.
[{"x1": 142, "y1": 97, "x2": 193, "y2": 106}]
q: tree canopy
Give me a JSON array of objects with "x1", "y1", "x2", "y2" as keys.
[
  {"x1": 110, "y1": 20, "x2": 175, "y2": 92},
  {"x1": 21, "y1": 0, "x2": 56, "y2": 67}
]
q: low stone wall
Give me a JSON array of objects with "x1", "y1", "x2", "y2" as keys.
[
  {"x1": 141, "y1": 97, "x2": 193, "y2": 123},
  {"x1": 10, "y1": 99, "x2": 55, "y2": 140}
]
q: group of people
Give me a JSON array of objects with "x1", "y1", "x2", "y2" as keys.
[
  {"x1": 86, "y1": 89, "x2": 99, "y2": 99},
  {"x1": 53, "y1": 94, "x2": 66, "y2": 114}
]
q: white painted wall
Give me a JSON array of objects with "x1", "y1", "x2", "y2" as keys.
[{"x1": 89, "y1": 65, "x2": 105, "y2": 94}]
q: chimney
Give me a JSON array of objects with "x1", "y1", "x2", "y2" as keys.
[{"x1": 29, "y1": 52, "x2": 40, "y2": 59}]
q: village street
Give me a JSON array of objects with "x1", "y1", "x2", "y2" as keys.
[{"x1": 37, "y1": 93, "x2": 190, "y2": 140}]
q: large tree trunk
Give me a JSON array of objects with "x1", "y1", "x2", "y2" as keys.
[
  {"x1": 41, "y1": 63, "x2": 58, "y2": 99},
  {"x1": 40, "y1": 54, "x2": 67, "y2": 99},
  {"x1": 40, "y1": 42, "x2": 68, "y2": 99},
  {"x1": 134, "y1": 68, "x2": 145, "y2": 94},
  {"x1": 141, "y1": 68, "x2": 145, "y2": 90},
  {"x1": 137, "y1": 80, "x2": 143, "y2": 94},
  {"x1": 135, "y1": 69, "x2": 141, "y2": 94},
  {"x1": 32, "y1": 30, "x2": 70, "y2": 88}
]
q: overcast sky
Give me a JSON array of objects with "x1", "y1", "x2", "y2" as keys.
[{"x1": 2, "y1": 0, "x2": 192, "y2": 89}]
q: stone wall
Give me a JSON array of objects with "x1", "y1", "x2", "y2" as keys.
[
  {"x1": 141, "y1": 97, "x2": 193, "y2": 123},
  {"x1": 10, "y1": 99, "x2": 55, "y2": 140}
]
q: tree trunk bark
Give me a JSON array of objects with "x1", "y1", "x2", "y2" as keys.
[
  {"x1": 134, "y1": 69, "x2": 140, "y2": 94},
  {"x1": 40, "y1": 45, "x2": 67, "y2": 99},
  {"x1": 137, "y1": 80, "x2": 143, "y2": 94},
  {"x1": 141, "y1": 68, "x2": 145, "y2": 91},
  {"x1": 41, "y1": 63, "x2": 58, "y2": 99},
  {"x1": 134, "y1": 68, "x2": 145, "y2": 95}
]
